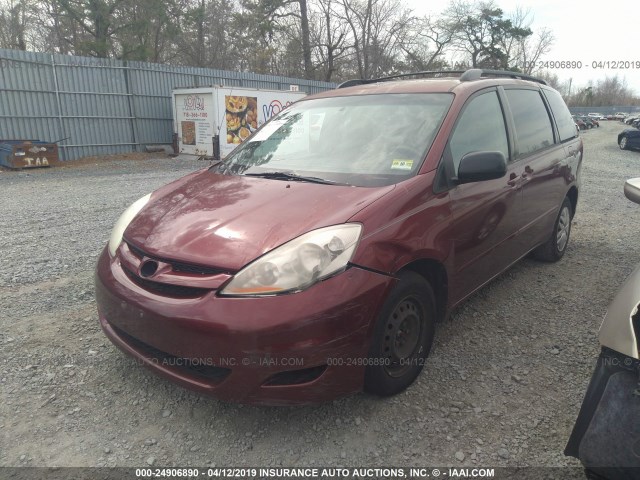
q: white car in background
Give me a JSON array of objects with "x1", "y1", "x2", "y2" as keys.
[{"x1": 587, "y1": 113, "x2": 603, "y2": 120}]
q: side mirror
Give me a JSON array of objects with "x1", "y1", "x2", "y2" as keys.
[
  {"x1": 457, "y1": 151, "x2": 507, "y2": 184},
  {"x1": 624, "y1": 178, "x2": 640, "y2": 205}
]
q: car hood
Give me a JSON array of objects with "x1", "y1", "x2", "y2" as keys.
[{"x1": 124, "y1": 169, "x2": 394, "y2": 270}]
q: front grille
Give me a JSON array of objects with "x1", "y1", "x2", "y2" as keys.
[
  {"x1": 126, "y1": 242, "x2": 225, "y2": 275},
  {"x1": 172, "y1": 263, "x2": 222, "y2": 275},
  {"x1": 124, "y1": 267, "x2": 210, "y2": 298},
  {"x1": 112, "y1": 325, "x2": 231, "y2": 384}
]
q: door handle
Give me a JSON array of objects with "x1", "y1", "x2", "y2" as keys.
[{"x1": 507, "y1": 172, "x2": 519, "y2": 187}]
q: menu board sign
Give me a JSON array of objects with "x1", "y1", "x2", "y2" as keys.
[{"x1": 175, "y1": 92, "x2": 214, "y2": 156}]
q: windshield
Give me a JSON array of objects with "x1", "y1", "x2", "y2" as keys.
[{"x1": 213, "y1": 93, "x2": 453, "y2": 187}]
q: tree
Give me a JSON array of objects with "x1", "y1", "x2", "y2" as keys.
[
  {"x1": 536, "y1": 70, "x2": 566, "y2": 94},
  {"x1": 563, "y1": 76, "x2": 640, "y2": 107},
  {"x1": 298, "y1": 0, "x2": 312, "y2": 78},
  {"x1": 177, "y1": 0, "x2": 237, "y2": 69},
  {"x1": 232, "y1": 0, "x2": 282, "y2": 73},
  {"x1": 592, "y1": 76, "x2": 632, "y2": 106},
  {"x1": 310, "y1": 0, "x2": 349, "y2": 81},
  {"x1": 37, "y1": 0, "x2": 80, "y2": 54},
  {"x1": 54, "y1": 0, "x2": 129, "y2": 57},
  {"x1": 239, "y1": 0, "x2": 313, "y2": 78},
  {"x1": 339, "y1": 0, "x2": 416, "y2": 79},
  {"x1": 399, "y1": 16, "x2": 455, "y2": 72},
  {"x1": 506, "y1": 7, "x2": 553, "y2": 75},
  {"x1": 444, "y1": 0, "x2": 532, "y2": 69},
  {"x1": 116, "y1": 0, "x2": 180, "y2": 62},
  {"x1": 0, "y1": 0, "x2": 36, "y2": 50}
]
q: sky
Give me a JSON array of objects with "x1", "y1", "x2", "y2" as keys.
[{"x1": 405, "y1": 0, "x2": 640, "y2": 94}]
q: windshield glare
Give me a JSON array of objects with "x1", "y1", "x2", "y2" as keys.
[{"x1": 215, "y1": 93, "x2": 453, "y2": 187}]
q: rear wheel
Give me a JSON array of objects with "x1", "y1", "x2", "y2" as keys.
[
  {"x1": 533, "y1": 197, "x2": 572, "y2": 262},
  {"x1": 619, "y1": 136, "x2": 628, "y2": 150},
  {"x1": 364, "y1": 271, "x2": 435, "y2": 396}
]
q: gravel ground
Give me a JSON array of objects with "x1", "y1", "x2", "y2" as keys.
[{"x1": 1, "y1": 121, "x2": 640, "y2": 470}]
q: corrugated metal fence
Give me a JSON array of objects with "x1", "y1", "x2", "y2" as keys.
[{"x1": 0, "y1": 49, "x2": 335, "y2": 161}]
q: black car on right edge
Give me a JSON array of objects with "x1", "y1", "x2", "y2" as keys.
[{"x1": 618, "y1": 129, "x2": 640, "y2": 150}]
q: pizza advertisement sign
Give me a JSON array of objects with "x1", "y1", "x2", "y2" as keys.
[
  {"x1": 224, "y1": 95, "x2": 258, "y2": 146},
  {"x1": 218, "y1": 89, "x2": 307, "y2": 158}
]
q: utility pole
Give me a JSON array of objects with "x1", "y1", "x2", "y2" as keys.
[{"x1": 568, "y1": 78, "x2": 572, "y2": 98}]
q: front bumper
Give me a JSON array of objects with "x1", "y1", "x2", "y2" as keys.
[
  {"x1": 95, "y1": 247, "x2": 395, "y2": 405},
  {"x1": 565, "y1": 348, "x2": 640, "y2": 478}
]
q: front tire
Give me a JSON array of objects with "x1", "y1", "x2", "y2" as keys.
[
  {"x1": 533, "y1": 197, "x2": 572, "y2": 262},
  {"x1": 364, "y1": 271, "x2": 435, "y2": 396}
]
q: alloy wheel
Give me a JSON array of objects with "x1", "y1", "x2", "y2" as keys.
[
  {"x1": 620, "y1": 137, "x2": 627, "y2": 150},
  {"x1": 556, "y1": 206, "x2": 570, "y2": 252}
]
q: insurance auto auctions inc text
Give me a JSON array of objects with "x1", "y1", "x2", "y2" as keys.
[{"x1": 133, "y1": 467, "x2": 497, "y2": 479}]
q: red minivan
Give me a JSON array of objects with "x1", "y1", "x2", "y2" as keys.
[{"x1": 95, "y1": 69, "x2": 582, "y2": 405}]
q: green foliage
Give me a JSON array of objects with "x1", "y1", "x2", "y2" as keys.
[{"x1": 446, "y1": 3, "x2": 532, "y2": 69}]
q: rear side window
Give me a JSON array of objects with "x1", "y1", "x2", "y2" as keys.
[
  {"x1": 543, "y1": 88, "x2": 578, "y2": 142},
  {"x1": 450, "y1": 91, "x2": 509, "y2": 173},
  {"x1": 505, "y1": 89, "x2": 554, "y2": 157}
]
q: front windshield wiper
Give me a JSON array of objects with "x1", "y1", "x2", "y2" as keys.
[{"x1": 244, "y1": 171, "x2": 346, "y2": 185}]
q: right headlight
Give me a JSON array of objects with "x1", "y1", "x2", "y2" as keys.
[
  {"x1": 220, "y1": 224, "x2": 362, "y2": 296},
  {"x1": 108, "y1": 193, "x2": 151, "y2": 256}
]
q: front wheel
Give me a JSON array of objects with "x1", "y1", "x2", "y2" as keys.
[
  {"x1": 533, "y1": 197, "x2": 572, "y2": 262},
  {"x1": 364, "y1": 271, "x2": 435, "y2": 396},
  {"x1": 619, "y1": 136, "x2": 628, "y2": 150}
]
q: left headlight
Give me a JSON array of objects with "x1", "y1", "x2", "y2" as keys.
[
  {"x1": 220, "y1": 224, "x2": 363, "y2": 296},
  {"x1": 108, "y1": 193, "x2": 151, "y2": 256}
]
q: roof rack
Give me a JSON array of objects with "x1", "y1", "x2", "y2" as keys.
[
  {"x1": 337, "y1": 68, "x2": 546, "y2": 88},
  {"x1": 337, "y1": 71, "x2": 465, "y2": 88},
  {"x1": 460, "y1": 68, "x2": 547, "y2": 85}
]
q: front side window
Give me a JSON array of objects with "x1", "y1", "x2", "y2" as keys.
[
  {"x1": 505, "y1": 89, "x2": 554, "y2": 157},
  {"x1": 214, "y1": 93, "x2": 453, "y2": 187},
  {"x1": 449, "y1": 91, "x2": 509, "y2": 174}
]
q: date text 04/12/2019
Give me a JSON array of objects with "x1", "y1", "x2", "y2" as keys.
[{"x1": 517, "y1": 60, "x2": 640, "y2": 70}]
